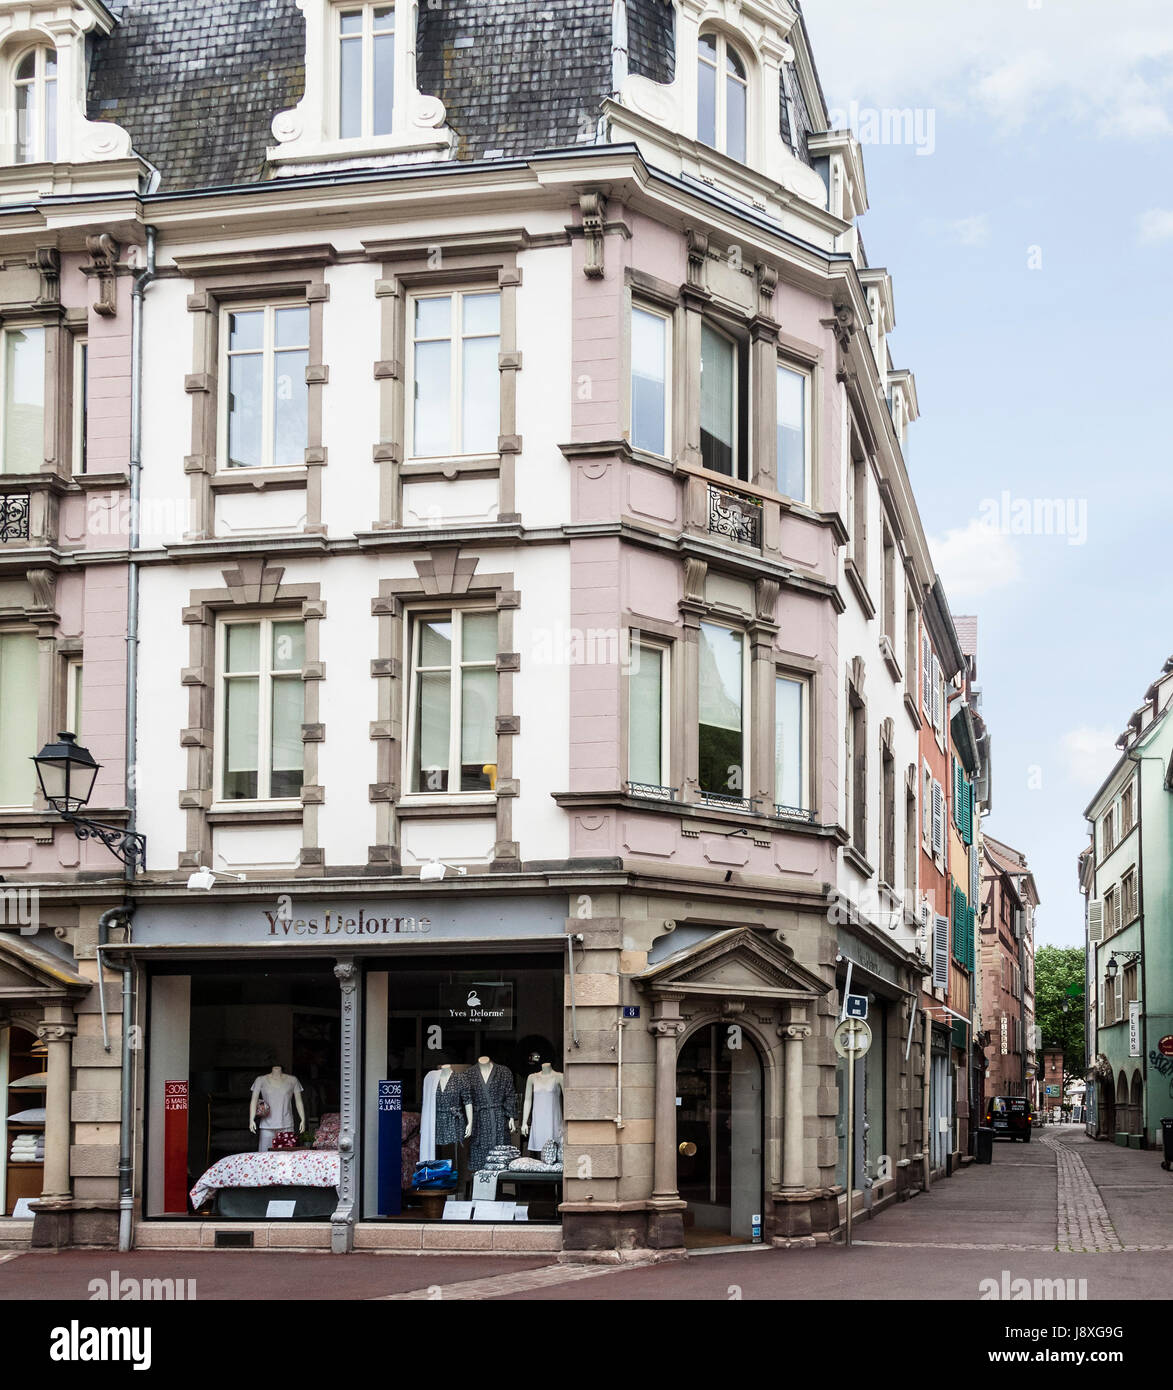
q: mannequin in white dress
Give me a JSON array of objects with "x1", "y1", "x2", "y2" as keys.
[
  {"x1": 420, "y1": 1061, "x2": 465, "y2": 1161},
  {"x1": 521, "y1": 1062, "x2": 564, "y2": 1153},
  {"x1": 248, "y1": 1064, "x2": 306, "y2": 1152}
]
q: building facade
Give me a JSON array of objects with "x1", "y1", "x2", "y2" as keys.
[{"x1": 980, "y1": 836, "x2": 1038, "y2": 1103}]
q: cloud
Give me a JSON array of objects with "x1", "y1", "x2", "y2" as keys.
[
  {"x1": 938, "y1": 214, "x2": 991, "y2": 246},
  {"x1": 928, "y1": 518, "x2": 1021, "y2": 599},
  {"x1": 802, "y1": 0, "x2": 1173, "y2": 141},
  {"x1": 1138, "y1": 208, "x2": 1173, "y2": 244},
  {"x1": 1060, "y1": 725, "x2": 1120, "y2": 789}
]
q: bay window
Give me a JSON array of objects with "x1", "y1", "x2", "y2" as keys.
[
  {"x1": 338, "y1": 3, "x2": 396, "y2": 139},
  {"x1": 408, "y1": 291, "x2": 500, "y2": 459},
  {"x1": 698, "y1": 622, "x2": 746, "y2": 799},
  {"x1": 218, "y1": 618, "x2": 305, "y2": 801},
  {"x1": 697, "y1": 31, "x2": 747, "y2": 163},
  {"x1": 222, "y1": 304, "x2": 309, "y2": 469},
  {"x1": 630, "y1": 305, "x2": 670, "y2": 457},
  {"x1": 774, "y1": 674, "x2": 808, "y2": 814},
  {"x1": 777, "y1": 362, "x2": 810, "y2": 503},
  {"x1": 408, "y1": 610, "x2": 497, "y2": 794},
  {"x1": 0, "y1": 632, "x2": 39, "y2": 806},
  {"x1": 1, "y1": 326, "x2": 45, "y2": 474},
  {"x1": 628, "y1": 641, "x2": 670, "y2": 791}
]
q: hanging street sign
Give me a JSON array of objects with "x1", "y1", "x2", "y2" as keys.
[
  {"x1": 845, "y1": 994, "x2": 869, "y2": 1020},
  {"x1": 833, "y1": 1017, "x2": 873, "y2": 1059}
]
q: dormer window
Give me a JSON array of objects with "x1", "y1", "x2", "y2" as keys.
[
  {"x1": 14, "y1": 46, "x2": 56, "y2": 163},
  {"x1": 338, "y1": 4, "x2": 395, "y2": 139},
  {"x1": 697, "y1": 31, "x2": 747, "y2": 162}
]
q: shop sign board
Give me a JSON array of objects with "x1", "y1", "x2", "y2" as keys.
[
  {"x1": 1159, "y1": 1035, "x2": 1173, "y2": 1058},
  {"x1": 377, "y1": 1080, "x2": 403, "y2": 1217},
  {"x1": 1129, "y1": 1001, "x2": 1141, "y2": 1058},
  {"x1": 437, "y1": 982, "x2": 514, "y2": 1031},
  {"x1": 845, "y1": 994, "x2": 868, "y2": 1020}
]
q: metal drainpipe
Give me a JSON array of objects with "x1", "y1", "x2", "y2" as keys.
[{"x1": 96, "y1": 905, "x2": 136, "y2": 1252}]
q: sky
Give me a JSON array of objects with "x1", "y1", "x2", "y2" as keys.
[{"x1": 802, "y1": 0, "x2": 1173, "y2": 947}]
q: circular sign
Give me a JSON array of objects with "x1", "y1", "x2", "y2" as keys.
[
  {"x1": 833, "y1": 1018, "x2": 873, "y2": 1059},
  {"x1": 1158, "y1": 1035, "x2": 1173, "y2": 1058}
]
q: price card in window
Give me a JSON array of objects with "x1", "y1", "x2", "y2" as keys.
[
  {"x1": 473, "y1": 1201, "x2": 513, "y2": 1221},
  {"x1": 442, "y1": 1201, "x2": 474, "y2": 1221},
  {"x1": 513, "y1": 1205, "x2": 529, "y2": 1222},
  {"x1": 265, "y1": 1200, "x2": 297, "y2": 1219}
]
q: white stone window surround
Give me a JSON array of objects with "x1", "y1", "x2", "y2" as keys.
[
  {"x1": 0, "y1": 0, "x2": 132, "y2": 166},
  {"x1": 614, "y1": 0, "x2": 826, "y2": 207},
  {"x1": 269, "y1": 0, "x2": 452, "y2": 171}
]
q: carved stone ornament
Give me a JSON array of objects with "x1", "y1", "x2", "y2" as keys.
[
  {"x1": 84, "y1": 235, "x2": 120, "y2": 318},
  {"x1": 579, "y1": 192, "x2": 606, "y2": 280}
]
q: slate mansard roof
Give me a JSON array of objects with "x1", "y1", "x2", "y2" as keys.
[{"x1": 85, "y1": 0, "x2": 819, "y2": 191}]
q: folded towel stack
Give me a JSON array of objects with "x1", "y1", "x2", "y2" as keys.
[{"x1": 9, "y1": 1135, "x2": 45, "y2": 1162}]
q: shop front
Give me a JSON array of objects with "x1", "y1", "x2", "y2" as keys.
[{"x1": 132, "y1": 892, "x2": 570, "y2": 1252}]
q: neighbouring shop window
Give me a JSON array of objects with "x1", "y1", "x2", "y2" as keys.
[
  {"x1": 408, "y1": 291, "x2": 500, "y2": 458},
  {"x1": 363, "y1": 954, "x2": 563, "y2": 1222},
  {"x1": 0, "y1": 632, "x2": 38, "y2": 807},
  {"x1": 628, "y1": 641, "x2": 670, "y2": 790},
  {"x1": 221, "y1": 303, "x2": 309, "y2": 469},
  {"x1": 698, "y1": 622, "x2": 746, "y2": 800},
  {"x1": 631, "y1": 305, "x2": 670, "y2": 456},
  {"x1": 217, "y1": 616, "x2": 305, "y2": 801},
  {"x1": 407, "y1": 609, "x2": 497, "y2": 794},
  {"x1": 148, "y1": 963, "x2": 341, "y2": 1220},
  {"x1": 1, "y1": 326, "x2": 44, "y2": 474},
  {"x1": 338, "y1": 3, "x2": 396, "y2": 138}
]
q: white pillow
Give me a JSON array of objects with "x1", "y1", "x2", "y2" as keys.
[{"x1": 8, "y1": 1108, "x2": 45, "y2": 1124}]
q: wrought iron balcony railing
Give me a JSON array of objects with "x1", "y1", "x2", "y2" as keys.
[
  {"x1": 624, "y1": 781, "x2": 678, "y2": 802},
  {"x1": 707, "y1": 483, "x2": 762, "y2": 548},
  {"x1": 0, "y1": 492, "x2": 30, "y2": 543}
]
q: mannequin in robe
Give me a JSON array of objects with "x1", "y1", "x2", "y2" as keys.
[
  {"x1": 521, "y1": 1062, "x2": 564, "y2": 1153},
  {"x1": 248, "y1": 1064, "x2": 305, "y2": 1152},
  {"x1": 419, "y1": 1061, "x2": 466, "y2": 1162},
  {"x1": 462, "y1": 1055, "x2": 517, "y2": 1174}
]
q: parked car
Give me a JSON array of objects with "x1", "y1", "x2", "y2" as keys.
[{"x1": 986, "y1": 1096, "x2": 1032, "y2": 1141}]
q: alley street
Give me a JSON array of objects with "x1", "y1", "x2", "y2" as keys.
[{"x1": 3, "y1": 1126, "x2": 1171, "y2": 1303}]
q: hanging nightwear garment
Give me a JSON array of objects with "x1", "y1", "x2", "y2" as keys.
[{"x1": 463, "y1": 1063, "x2": 518, "y2": 1174}]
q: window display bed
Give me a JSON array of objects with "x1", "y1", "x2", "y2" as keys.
[{"x1": 189, "y1": 1149, "x2": 339, "y2": 1214}]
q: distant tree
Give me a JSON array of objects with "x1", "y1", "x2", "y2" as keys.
[{"x1": 1033, "y1": 945, "x2": 1086, "y2": 1079}]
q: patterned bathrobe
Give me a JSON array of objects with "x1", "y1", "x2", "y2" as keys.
[{"x1": 462, "y1": 1064, "x2": 518, "y2": 1174}]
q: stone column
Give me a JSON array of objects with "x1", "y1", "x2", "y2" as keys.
[
  {"x1": 780, "y1": 1020, "x2": 812, "y2": 1190},
  {"x1": 331, "y1": 958, "x2": 359, "y2": 1254},
  {"x1": 37, "y1": 1008, "x2": 78, "y2": 1201},
  {"x1": 649, "y1": 996, "x2": 685, "y2": 1200}
]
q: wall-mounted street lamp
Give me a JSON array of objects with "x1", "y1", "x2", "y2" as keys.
[
  {"x1": 31, "y1": 732, "x2": 146, "y2": 873},
  {"x1": 1104, "y1": 951, "x2": 1142, "y2": 983}
]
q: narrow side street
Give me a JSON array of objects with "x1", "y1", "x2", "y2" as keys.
[{"x1": 3, "y1": 1127, "x2": 1171, "y2": 1302}]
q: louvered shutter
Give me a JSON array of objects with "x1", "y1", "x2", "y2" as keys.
[
  {"x1": 969, "y1": 844, "x2": 980, "y2": 907},
  {"x1": 932, "y1": 913, "x2": 949, "y2": 989},
  {"x1": 1088, "y1": 898, "x2": 1104, "y2": 943},
  {"x1": 931, "y1": 779, "x2": 944, "y2": 856},
  {"x1": 962, "y1": 780, "x2": 974, "y2": 845},
  {"x1": 1114, "y1": 971, "x2": 1123, "y2": 1024},
  {"x1": 921, "y1": 634, "x2": 932, "y2": 713},
  {"x1": 967, "y1": 904, "x2": 977, "y2": 970},
  {"x1": 931, "y1": 655, "x2": 942, "y2": 730}
]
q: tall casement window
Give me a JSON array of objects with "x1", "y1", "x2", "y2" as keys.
[
  {"x1": 700, "y1": 321, "x2": 747, "y2": 479},
  {"x1": 409, "y1": 291, "x2": 500, "y2": 459},
  {"x1": 218, "y1": 618, "x2": 305, "y2": 801},
  {"x1": 0, "y1": 632, "x2": 37, "y2": 806},
  {"x1": 880, "y1": 737, "x2": 895, "y2": 885},
  {"x1": 408, "y1": 610, "x2": 498, "y2": 794},
  {"x1": 72, "y1": 337, "x2": 88, "y2": 475},
  {"x1": 1, "y1": 326, "x2": 45, "y2": 474},
  {"x1": 628, "y1": 641, "x2": 670, "y2": 791},
  {"x1": 338, "y1": 3, "x2": 395, "y2": 139},
  {"x1": 776, "y1": 363, "x2": 810, "y2": 503},
  {"x1": 774, "y1": 674, "x2": 808, "y2": 814},
  {"x1": 65, "y1": 656, "x2": 83, "y2": 739},
  {"x1": 697, "y1": 31, "x2": 747, "y2": 162},
  {"x1": 846, "y1": 686, "x2": 866, "y2": 853},
  {"x1": 1120, "y1": 782, "x2": 1134, "y2": 835},
  {"x1": 881, "y1": 528, "x2": 896, "y2": 644},
  {"x1": 849, "y1": 449, "x2": 867, "y2": 571},
  {"x1": 1102, "y1": 807, "x2": 1115, "y2": 855},
  {"x1": 698, "y1": 622, "x2": 746, "y2": 799},
  {"x1": 630, "y1": 305, "x2": 670, "y2": 457},
  {"x1": 14, "y1": 47, "x2": 57, "y2": 164},
  {"x1": 222, "y1": 304, "x2": 309, "y2": 469}
]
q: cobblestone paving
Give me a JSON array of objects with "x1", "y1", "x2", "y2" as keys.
[{"x1": 1042, "y1": 1135, "x2": 1124, "y2": 1253}]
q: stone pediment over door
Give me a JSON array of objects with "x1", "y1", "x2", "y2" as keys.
[
  {"x1": 636, "y1": 928, "x2": 830, "y2": 1004},
  {"x1": 0, "y1": 934, "x2": 89, "y2": 1021}
]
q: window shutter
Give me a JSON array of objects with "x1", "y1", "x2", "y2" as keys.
[
  {"x1": 962, "y1": 780, "x2": 973, "y2": 845},
  {"x1": 1097, "y1": 992, "x2": 1103, "y2": 1027},
  {"x1": 931, "y1": 779, "x2": 944, "y2": 856},
  {"x1": 1114, "y1": 971, "x2": 1123, "y2": 1023},
  {"x1": 932, "y1": 913, "x2": 949, "y2": 989},
  {"x1": 967, "y1": 904, "x2": 977, "y2": 970},
  {"x1": 921, "y1": 635, "x2": 932, "y2": 713},
  {"x1": 1088, "y1": 898, "x2": 1104, "y2": 943},
  {"x1": 969, "y1": 845, "x2": 980, "y2": 907},
  {"x1": 931, "y1": 655, "x2": 941, "y2": 730}
]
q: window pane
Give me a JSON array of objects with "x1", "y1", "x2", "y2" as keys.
[
  {"x1": 461, "y1": 612, "x2": 497, "y2": 664},
  {"x1": 419, "y1": 619, "x2": 452, "y2": 668},
  {"x1": 461, "y1": 334, "x2": 500, "y2": 454},
  {"x1": 270, "y1": 676, "x2": 305, "y2": 798},
  {"x1": 339, "y1": 31, "x2": 362, "y2": 137},
  {"x1": 373, "y1": 31, "x2": 395, "y2": 135},
  {"x1": 697, "y1": 46, "x2": 717, "y2": 148},
  {"x1": 725, "y1": 46, "x2": 746, "y2": 80},
  {"x1": 415, "y1": 296, "x2": 452, "y2": 339},
  {"x1": 16, "y1": 51, "x2": 35, "y2": 81},
  {"x1": 273, "y1": 348, "x2": 308, "y2": 467},
  {"x1": 412, "y1": 339, "x2": 451, "y2": 456},
  {"x1": 274, "y1": 306, "x2": 309, "y2": 348},
  {"x1": 3, "y1": 328, "x2": 44, "y2": 473},
  {"x1": 628, "y1": 646, "x2": 663, "y2": 786},
  {"x1": 228, "y1": 310, "x2": 263, "y2": 352},
  {"x1": 698, "y1": 624, "x2": 743, "y2": 795},
  {"x1": 227, "y1": 353, "x2": 263, "y2": 467},
  {"x1": 414, "y1": 670, "x2": 450, "y2": 792},
  {"x1": 777, "y1": 365, "x2": 806, "y2": 501},
  {"x1": 460, "y1": 666, "x2": 497, "y2": 790},
  {"x1": 0, "y1": 634, "x2": 38, "y2": 806},
  {"x1": 700, "y1": 323, "x2": 734, "y2": 476},
  {"x1": 271, "y1": 621, "x2": 305, "y2": 672},
  {"x1": 775, "y1": 676, "x2": 805, "y2": 808},
  {"x1": 68, "y1": 662, "x2": 84, "y2": 739},
  {"x1": 224, "y1": 677, "x2": 259, "y2": 800},
  {"x1": 631, "y1": 308, "x2": 667, "y2": 455},
  {"x1": 339, "y1": 9, "x2": 363, "y2": 34},
  {"x1": 463, "y1": 292, "x2": 500, "y2": 337},
  {"x1": 373, "y1": 5, "x2": 395, "y2": 26},
  {"x1": 15, "y1": 83, "x2": 31, "y2": 162},
  {"x1": 44, "y1": 74, "x2": 56, "y2": 162},
  {"x1": 725, "y1": 71, "x2": 747, "y2": 162},
  {"x1": 44, "y1": 50, "x2": 56, "y2": 77},
  {"x1": 225, "y1": 624, "x2": 260, "y2": 673}
]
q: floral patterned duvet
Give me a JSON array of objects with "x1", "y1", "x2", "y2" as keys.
[{"x1": 189, "y1": 1150, "x2": 340, "y2": 1210}]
